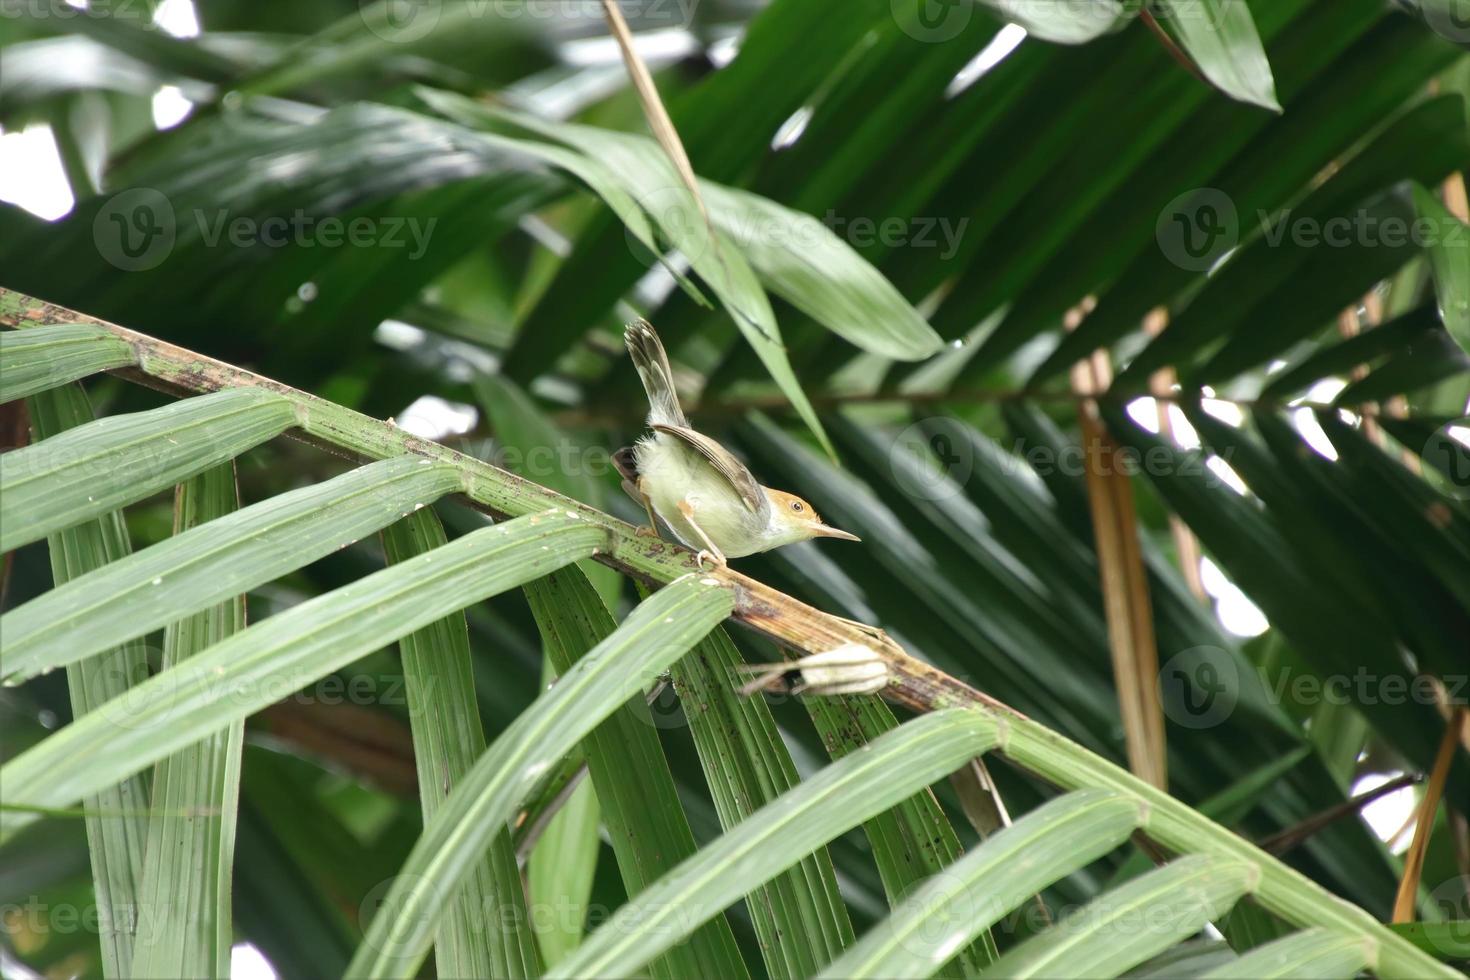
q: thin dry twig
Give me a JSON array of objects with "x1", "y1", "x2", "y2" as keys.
[
  {"x1": 598, "y1": 0, "x2": 708, "y2": 227},
  {"x1": 1138, "y1": 7, "x2": 1210, "y2": 86},
  {"x1": 1143, "y1": 307, "x2": 1206, "y2": 602},
  {"x1": 1256, "y1": 773, "x2": 1421, "y2": 856},
  {"x1": 1067, "y1": 303, "x2": 1167, "y2": 791},
  {"x1": 598, "y1": 0, "x2": 764, "y2": 334},
  {"x1": 1393, "y1": 707, "x2": 1467, "y2": 923}
]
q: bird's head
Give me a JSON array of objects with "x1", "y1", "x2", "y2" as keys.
[{"x1": 761, "y1": 488, "x2": 861, "y2": 548}]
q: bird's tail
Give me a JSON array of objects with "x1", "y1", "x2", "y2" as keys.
[{"x1": 625, "y1": 319, "x2": 687, "y2": 428}]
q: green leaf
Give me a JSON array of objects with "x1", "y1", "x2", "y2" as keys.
[
  {"x1": 966, "y1": 0, "x2": 1132, "y2": 44},
  {"x1": 1155, "y1": 0, "x2": 1280, "y2": 110},
  {"x1": 1130, "y1": 940, "x2": 1240, "y2": 977},
  {"x1": 1332, "y1": 327, "x2": 1470, "y2": 405},
  {"x1": 381, "y1": 510, "x2": 542, "y2": 979},
  {"x1": 27, "y1": 383, "x2": 152, "y2": 979},
  {"x1": 1259, "y1": 305, "x2": 1445, "y2": 400},
  {"x1": 804, "y1": 693, "x2": 997, "y2": 976},
  {"x1": 1247, "y1": 409, "x2": 1467, "y2": 679},
  {"x1": 347, "y1": 575, "x2": 735, "y2": 978},
  {"x1": 526, "y1": 764, "x2": 599, "y2": 968},
  {"x1": 996, "y1": 711, "x2": 1451, "y2": 978},
  {"x1": 523, "y1": 567, "x2": 749, "y2": 980},
  {"x1": 0, "y1": 323, "x2": 136, "y2": 404},
  {"x1": 233, "y1": 1, "x2": 543, "y2": 97},
  {"x1": 415, "y1": 87, "x2": 708, "y2": 309},
  {"x1": 495, "y1": 0, "x2": 900, "y2": 383},
  {"x1": 977, "y1": 854, "x2": 1256, "y2": 978},
  {"x1": 0, "y1": 387, "x2": 298, "y2": 553},
  {"x1": 1378, "y1": 415, "x2": 1470, "y2": 491},
  {"x1": 0, "y1": 511, "x2": 606, "y2": 835},
  {"x1": 0, "y1": 456, "x2": 463, "y2": 684},
  {"x1": 488, "y1": 108, "x2": 835, "y2": 456},
  {"x1": 1387, "y1": 921, "x2": 1470, "y2": 962},
  {"x1": 990, "y1": 0, "x2": 1383, "y2": 384},
  {"x1": 1413, "y1": 181, "x2": 1470, "y2": 356},
  {"x1": 703, "y1": 182, "x2": 945, "y2": 360},
  {"x1": 1314, "y1": 410, "x2": 1470, "y2": 613},
  {"x1": 131, "y1": 463, "x2": 246, "y2": 979},
  {"x1": 470, "y1": 374, "x2": 612, "y2": 966},
  {"x1": 0, "y1": 105, "x2": 560, "y2": 372},
  {"x1": 9, "y1": 0, "x2": 240, "y2": 86},
  {"x1": 1102, "y1": 402, "x2": 1460, "y2": 795},
  {"x1": 664, "y1": 613, "x2": 856, "y2": 977},
  {"x1": 819, "y1": 789, "x2": 1144, "y2": 979},
  {"x1": 472, "y1": 371, "x2": 622, "y2": 607},
  {"x1": 1189, "y1": 188, "x2": 1428, "y2": 385},
  {"x1": 1105, "y1": 747, "x2": 1314, "y2": 892},
  {"x1": 1033, "y1": 29, "x2": 1463, "y2": 384},
  {"x1": 546, "y1": 710, "x2": 1001, "y2": 980},
  {"x1": 1200, "y1": 927, "x2": 1372, "y2": 978}
]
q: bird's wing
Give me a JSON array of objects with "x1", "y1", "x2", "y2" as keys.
[{"x1": 651, "y1": 423, "x2": 767, "y2": 515}]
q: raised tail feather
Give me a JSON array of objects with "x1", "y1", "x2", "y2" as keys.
[{"x1": 625, "y1": 319, "x2": 687, "y2": 428}]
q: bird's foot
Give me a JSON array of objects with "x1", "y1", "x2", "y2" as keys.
[
  {"x1": 635, "y1": 524, "x2": 660, "y2": 539},
  {"x1": 695, "y1": 549, "x2": 727, "y2": 570}
]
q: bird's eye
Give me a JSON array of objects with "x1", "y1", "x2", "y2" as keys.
[{"x1": 791, "y1": 501, "x2": 804, "y2": 512}]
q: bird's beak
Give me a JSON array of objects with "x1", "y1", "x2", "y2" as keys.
[{"x1": 811, "y1": 524, "x2": 861, "y2": 542}]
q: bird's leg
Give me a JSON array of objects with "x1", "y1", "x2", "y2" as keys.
[
  {"x1": 676, "y1": 499, "x2": 727, "y2": 568},
  {"x1": 634, "y1": 480, "x2": 661, "y2": 539}
]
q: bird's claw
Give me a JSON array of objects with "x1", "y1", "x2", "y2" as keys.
[
  {"x1": 635, "y1": 524, "x2": 660, "y2": 539},
  {"x1": 695, "y1": 549, "x2": 726, "y2": 569}
]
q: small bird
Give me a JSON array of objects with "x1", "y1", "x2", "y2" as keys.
[{"x1": 614, "y1": 319, "x2": 860, "y2": 566}]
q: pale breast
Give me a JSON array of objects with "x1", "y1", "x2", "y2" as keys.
[{"x1": 635, "y1": 433, "x2": 767, "y2": 557}]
